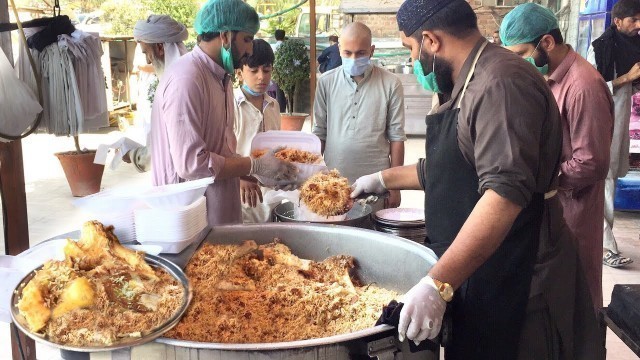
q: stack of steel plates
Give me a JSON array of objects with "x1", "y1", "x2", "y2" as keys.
[{"x1": 373, "y1": 208, "x2": 426, "y2": 244}]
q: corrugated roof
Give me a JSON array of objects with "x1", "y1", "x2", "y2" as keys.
[{"x1": 339, "y1": 0, "x2": 403, "y2": 14}]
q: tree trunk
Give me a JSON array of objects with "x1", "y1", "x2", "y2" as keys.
[{"x1": 287, "y1": 86, "x2": 295, "y2": 115}]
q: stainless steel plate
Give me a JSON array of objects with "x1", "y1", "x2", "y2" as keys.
[{"x1": 10, "y1": 254, "x2": 192, "y2": 352}]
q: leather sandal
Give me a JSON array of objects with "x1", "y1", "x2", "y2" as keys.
[{"x1": 603, "y1": 250, "x2": 633, "y2": 268}]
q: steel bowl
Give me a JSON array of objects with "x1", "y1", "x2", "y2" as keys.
[
  {"x1": 10, "y1": 254, "x2": 192, "y2": 352},
  {"x1": 273, "y1": 201, "x2": 373, "y2": 229}
]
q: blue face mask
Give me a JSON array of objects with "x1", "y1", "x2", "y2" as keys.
[
  {"x1": 524, "y1": 41, "x2": 549, "y2": 75},
  {"x1": 414, "y1": 37, "x2": 440, "y2": 93},
  {"x1": 242, "y1": 83, "x2": 265, "y2": 97},
  {"x1": 342, "y1": 56, "x2": 371, "y2": 77}
]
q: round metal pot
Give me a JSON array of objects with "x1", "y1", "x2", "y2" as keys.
[
  {"x1": 150, "y1": 223, "x2": 439, "y2": 359},
  {"x1": 273, "y1": 201, "x2": 373, "y2": 229}
]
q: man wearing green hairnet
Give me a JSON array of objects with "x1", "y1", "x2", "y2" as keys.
[
  {"x1": 150, "y1": 0, "x2": 297, "y2": 227},
  {"x1": 501, "y1": 3, "x2": 614, "y2": 314}
]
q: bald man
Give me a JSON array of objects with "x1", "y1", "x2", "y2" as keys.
[{"x1": 312, "y1": 22, "x2": 406, "y2": 210}]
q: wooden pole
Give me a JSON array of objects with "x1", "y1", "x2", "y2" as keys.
[
  {"x1": 0, "y1": 0, "x2": 36, "y2": 359},
  {"x1": 309, "y1": 0, "x2": 316, "y2": 131}
]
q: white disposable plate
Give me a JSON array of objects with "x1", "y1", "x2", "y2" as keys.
[{"x1": 141, "y1": 178, "x2": 212, "y2": 209}]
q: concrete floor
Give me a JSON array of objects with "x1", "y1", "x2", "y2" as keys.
[{"x1": 1, "y1": 126, "x2": 639, "y2": 359}]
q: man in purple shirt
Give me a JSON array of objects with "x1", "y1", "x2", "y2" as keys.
[
  {"x1": 151, "y1": 0, "x2": 297, "y2": 226},
  {"x1": 501, "y1": 3, "x2": 614, "y2": 312}
]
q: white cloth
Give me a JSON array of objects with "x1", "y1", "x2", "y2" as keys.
[
  {"x1": 233, "y1": 88, "x2": 281, "y2": 223},
  {"x1": 94, "y1": 137, "x2": 144, "y2": 170}
]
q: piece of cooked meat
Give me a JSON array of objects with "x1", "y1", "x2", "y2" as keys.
[
  {"x1": 52, "y1": 277, "x2": 95, "y2": 319},
  {"x1": 65, "y1": 221, "x2": 157, "y2": 280},
  {"x1": 17, "y1": 280, "x2": 50, "y2": 332},
  {"x1": 299, "y1": 170, "x2": 353, "y2": 217}
]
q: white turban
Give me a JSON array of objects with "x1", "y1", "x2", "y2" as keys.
[{"x1": 133, "y1": 15, "x2": 189, "y2": 70}]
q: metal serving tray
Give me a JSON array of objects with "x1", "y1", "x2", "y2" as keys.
[{"x1": 10, "y1": 254, "x2": 192, "y2": 352}]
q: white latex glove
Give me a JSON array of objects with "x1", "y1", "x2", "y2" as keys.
[
  {"x1": 350, "y1": 171, "x2": 387, "y2": 198},
  {"x1": 398, "y1": 276, "x2": 447, "y2": 344},
  {"x1": 250, "y1": 147, "x2": 298, "y2": 182}
]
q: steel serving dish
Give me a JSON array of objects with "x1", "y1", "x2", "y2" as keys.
[
  {"x1": 273, "y1": 201, "x2": 374, "y2": 229},
  {"x1": 10, "y1": 254, "x2": 193, "y2": 352},
  {"x1": 156, "y1": 223, "x2": 438, "y2": 353}
]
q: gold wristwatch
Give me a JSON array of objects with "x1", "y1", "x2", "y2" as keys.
[{"x1": 432, "y1": 277, "x2": 454, "y2": 302}]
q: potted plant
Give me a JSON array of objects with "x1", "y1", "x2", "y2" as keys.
[
  {"x1": 55, "y1": 135, "x2": 105, "y2": 197},
  {"x1": 272, "y1": 38, "x2": 310, "y2": 131}
]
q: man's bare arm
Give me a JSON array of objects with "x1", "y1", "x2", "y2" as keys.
[{"x1": 427, "y1": 189, "x2": 523, "y2": 289}]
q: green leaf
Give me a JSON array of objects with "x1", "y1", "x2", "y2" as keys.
[{"x1": 272, "y1": 39, "x2": 310, "y2": 113}]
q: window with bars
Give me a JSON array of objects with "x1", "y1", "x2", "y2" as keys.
[{"x1": 482, "y1": 0, "x2": 561, "y2": 12}]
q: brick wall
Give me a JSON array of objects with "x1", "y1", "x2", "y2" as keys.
[
  {"x1": 348, "y1": 5, "x2": 511, "y2": 38},
  {"x1": 352, "y1": 14, "x2": 399, "y2": 37},
  {"x1": 473, "y1": 6, "x2": 511, "y2": 37}
]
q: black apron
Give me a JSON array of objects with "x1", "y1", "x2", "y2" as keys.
[{"x1": 424, "y1": 43, "x2": 545, "y2": 359}]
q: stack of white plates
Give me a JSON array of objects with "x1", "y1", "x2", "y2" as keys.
[
  {"x1": 93, "y1": 212, "x2": 137, "y2": 243},
  {"x1": 135, "y1": 196, "x2": 208, "y2": 254},
  {"x1": 73, "y1": 187, "x2": 146, "y2": 244},
  {"x1": 140, "y1": 178, "x2": 213, "y2": 209}
]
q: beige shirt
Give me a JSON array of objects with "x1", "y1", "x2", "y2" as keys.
[
  {"x1": 312, "y1": 65, "x2": 407, "y2": 183},
  {"x1": 233, "y1": 88, "x2": 281, "y2": 156},
  {"x1": 233, "y1": 88, "x2": 281, "y2": 223}
]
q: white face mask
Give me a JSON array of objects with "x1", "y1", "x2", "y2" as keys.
[{"x1": 341, "y1": 56, "x2": 371, "y2": 76}]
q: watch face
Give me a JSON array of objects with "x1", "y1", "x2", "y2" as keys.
[{"x1": 442, "y1": 286, "x2": 454, "y2": 302}]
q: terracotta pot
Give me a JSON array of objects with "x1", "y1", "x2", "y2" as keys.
[
  {"x1": 280, "y1": 113, "x2": 308, "y2": 131},
  {"x1": 55, "y1": 151, "x2": 105, "y2": 197}
]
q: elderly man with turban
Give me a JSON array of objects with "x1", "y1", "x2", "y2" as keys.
[
  {"x1": 121, "y1": 15, "x2": 190, "y2": 172},
  {"x1": 351, "y1": 0, "x2": 602, "y2": 358},
  {"x1": 151, "y1": 0, "x2": 297, "y2": 226},
  {"x1": 501, "y1": 3, "x2": 614, "y2": 313}
]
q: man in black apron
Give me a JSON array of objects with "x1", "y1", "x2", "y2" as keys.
[{"x1": 351, "y1": 0, "x2": 603, "y2": 358}]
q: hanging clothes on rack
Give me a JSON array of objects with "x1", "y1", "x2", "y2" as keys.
[
  {"x1": 15, "y1": 27, "x2": 51, "y2": 132},
  {"x1": 15, "y1": 28, "x2": 109, "y2": 136},
  {"x1": 59, "y1": 30, "x2": 109, "y2": 131},
  {"x1": 40, "y1": 42, "x2": 83, "y2": 136}
]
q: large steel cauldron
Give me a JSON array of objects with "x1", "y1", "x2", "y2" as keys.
[{"x1": 88, "y1": 224, "x2": 440, "y2": 360}]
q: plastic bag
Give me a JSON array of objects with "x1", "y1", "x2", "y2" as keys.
[{"x1": 0, "y1": 50, "x2": 42, "y2": 142}]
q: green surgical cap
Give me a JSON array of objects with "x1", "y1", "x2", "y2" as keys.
[
  {"x1": 500, "y1": 3, "x2": 559, "y2": 47},
  {"x1": 194, "y1": 0, "x2": 260, "y2": 35}
]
